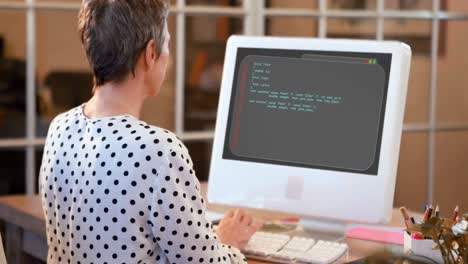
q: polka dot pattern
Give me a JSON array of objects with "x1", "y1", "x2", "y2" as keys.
[{"x1": 39, "y1": 105, "x2": 247, "y2": 264}]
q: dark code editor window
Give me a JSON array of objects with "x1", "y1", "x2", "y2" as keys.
[{"x1": 223, "y1": 48, "x2": 392, "y2": 175}]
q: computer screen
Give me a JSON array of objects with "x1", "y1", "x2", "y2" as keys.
[{"x1": 222, "y1": 48, "x2": 392, "y2": 175}]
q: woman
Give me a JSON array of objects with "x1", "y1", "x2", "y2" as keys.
[{"x1": 39, "y1": 0, "x2": 262, "y2": 263}]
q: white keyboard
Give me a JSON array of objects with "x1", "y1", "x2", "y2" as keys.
[{"x1": 243, "y1": 231, "x2": 348, "y2": 264}]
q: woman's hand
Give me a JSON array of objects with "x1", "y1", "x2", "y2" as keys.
[{"x1": 214, "y1": 208, "x2": 264, "y2": 250}]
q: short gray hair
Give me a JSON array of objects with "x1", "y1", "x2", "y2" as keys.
[{"x1": 78, "y1": 0, "x2": 169, "y2": 86}]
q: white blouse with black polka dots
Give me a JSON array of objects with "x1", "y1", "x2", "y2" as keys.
[{"x1": 39, "y1": 105, "x2": 247, "y2": 264}]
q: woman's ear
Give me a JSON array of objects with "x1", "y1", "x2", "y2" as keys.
[{"x1": 144, "y1": 39, "x2": 157, "y2": 69}]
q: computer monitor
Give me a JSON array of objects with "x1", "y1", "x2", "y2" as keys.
[{"x1": 208, "y1": 36, "x2": 411, "y2": 229}]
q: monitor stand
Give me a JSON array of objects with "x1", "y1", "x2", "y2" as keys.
[{"x1": 297, "y1": 217, "x2": 348, "y2": 242}]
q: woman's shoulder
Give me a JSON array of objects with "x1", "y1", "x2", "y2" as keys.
[
  {"x1": 123, "y1": 118, "x2": 190, "y2": 159},
  {"x1": 127, "y1": 121, "x2": 195, "y2": 177},
  {"x1": 144, "y1": 125, "x2": 188, "y2": 153},
  {"x1": 46, "y1": 105, "x2": 84, "y2": 133}
]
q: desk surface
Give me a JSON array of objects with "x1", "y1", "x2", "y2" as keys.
[{"x1": 0, "y1": 183, "x2": 406, "y2": 263}]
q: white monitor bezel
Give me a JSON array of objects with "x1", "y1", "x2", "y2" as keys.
[{"x1": 207, "y1": 36, "x2": 411, "y2": 224}]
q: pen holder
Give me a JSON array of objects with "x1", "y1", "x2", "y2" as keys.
[{"x1": 404, "y1": 233, "x2": 444, "y2": 263}]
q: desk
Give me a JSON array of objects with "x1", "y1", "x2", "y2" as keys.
[
  {"x1": 0, "y1": 183, "x2": 405, "y2": 263},
  {"x1": 0, "y1": 195, "x2": 47, "y2": 263}
]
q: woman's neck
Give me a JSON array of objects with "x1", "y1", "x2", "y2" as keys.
[{"x1": 84, "y1": 81, "x2": 146, "y2": 119}]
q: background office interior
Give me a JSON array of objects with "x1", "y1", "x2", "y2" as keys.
[{"x1": 0, "y1": 0, "x2": 467, "y2": 216}]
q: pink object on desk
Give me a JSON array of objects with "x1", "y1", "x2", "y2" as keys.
[{"x1": 346, "y1": 226, "x2": 405, "y2": 245}]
